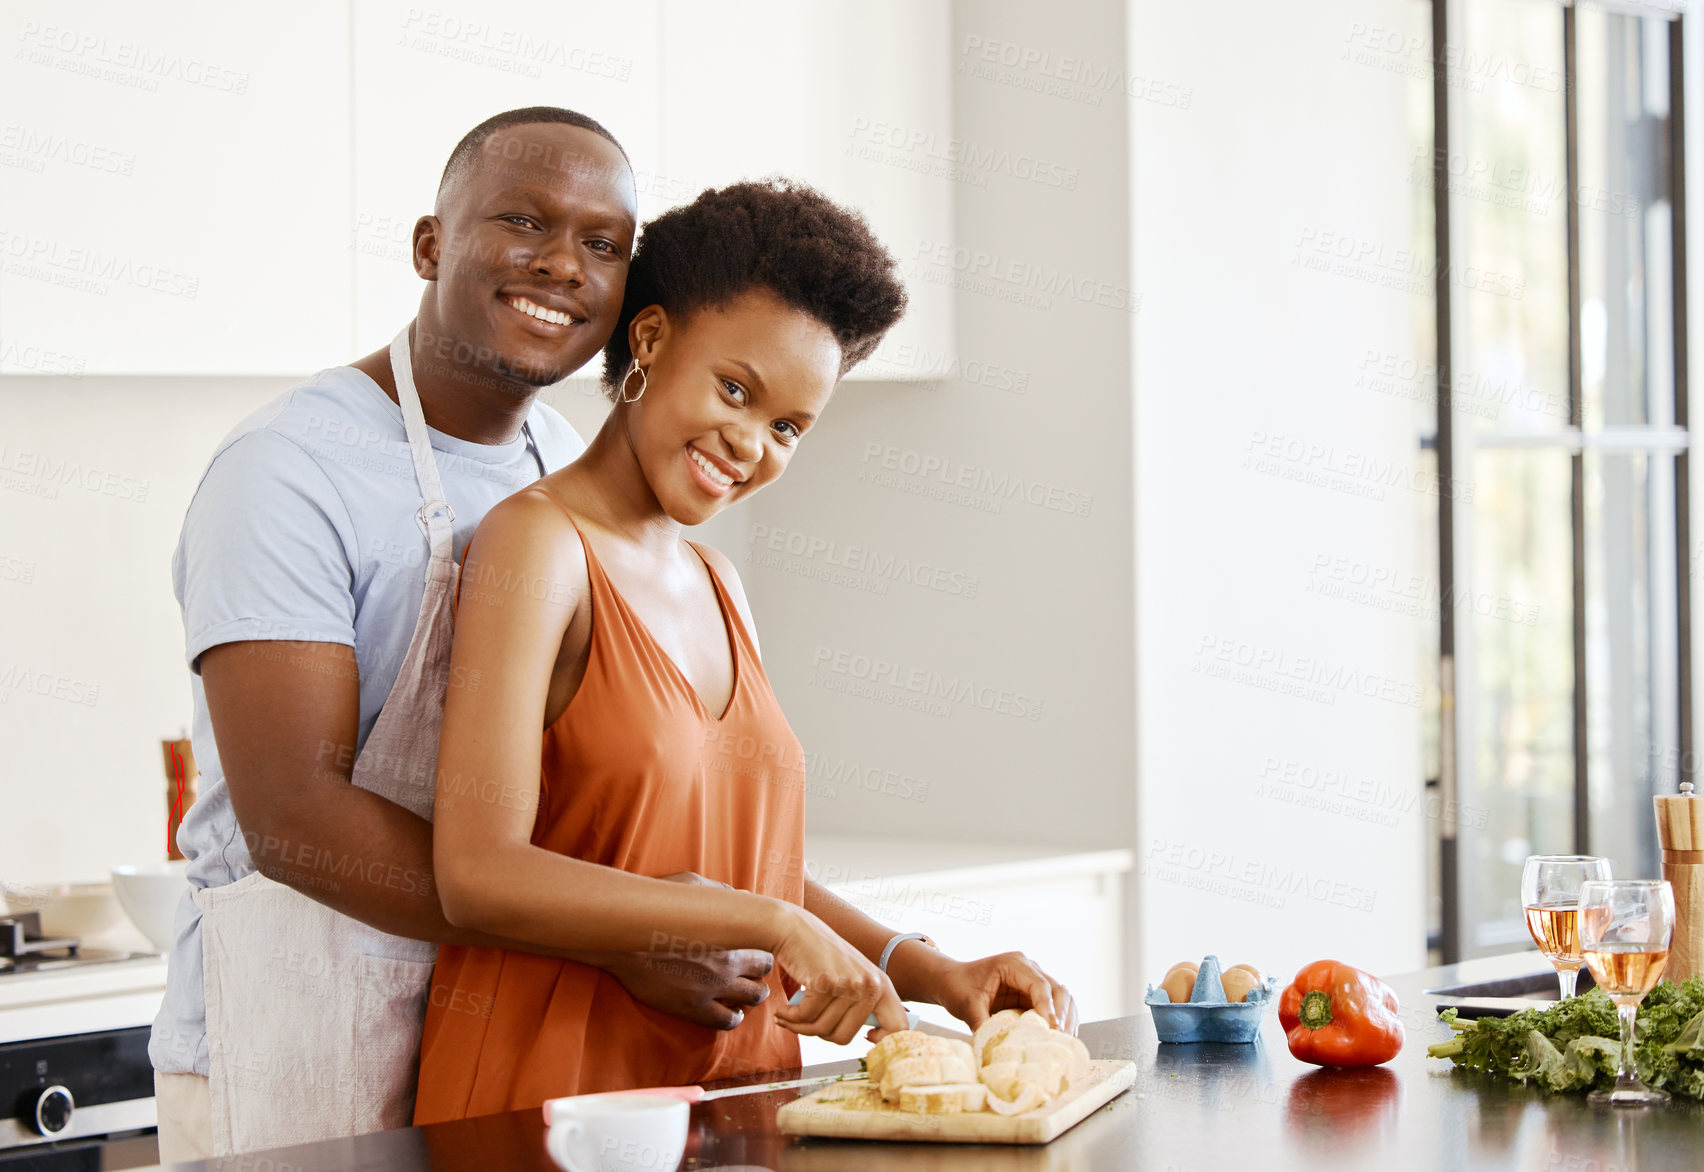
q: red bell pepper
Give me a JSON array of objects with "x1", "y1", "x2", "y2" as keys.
[{"x1": 1278, "y1": 960, "x2": 1404, "y2": 1067}]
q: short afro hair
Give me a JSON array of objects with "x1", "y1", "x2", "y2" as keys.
[
  {"x1": 602, "y1": 179, "x2": 907, "y2": 392},
  {"x1": 438, "y1": 106, "x2": 627, "y2": 202}
]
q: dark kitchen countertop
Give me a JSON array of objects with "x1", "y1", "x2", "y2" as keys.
[{"x1": 151, "y1": 953, "x2": 1704, "y2": 1172}]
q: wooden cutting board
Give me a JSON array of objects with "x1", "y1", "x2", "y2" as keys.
[{"x1": 776, "y1": 1059, "x2": 1136, "y2": 1145}]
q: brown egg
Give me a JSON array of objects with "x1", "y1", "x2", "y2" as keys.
[
  {"x1": 1221, "y1": 966, "x2": 1263, "y2": 1003},
  {"x1": 1161, "y1": 961, "x2": 1199, "y2": 1003}
]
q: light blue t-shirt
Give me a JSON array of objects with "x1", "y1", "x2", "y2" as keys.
[{"x1": 149, "y1": 364, "x2": 585, "y2": 1076}]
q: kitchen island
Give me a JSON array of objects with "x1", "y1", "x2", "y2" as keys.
[{"x1": 149, "y1": 954, "x2": 1702, "y2": 1172}]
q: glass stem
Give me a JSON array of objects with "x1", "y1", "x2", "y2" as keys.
[
  {"x1": 1616, "y1": 1002, "x2": 1638, "y2": 1084},
  {"x1": 1556, "y1": 966, "x2": 1579, "y2": 1000}
]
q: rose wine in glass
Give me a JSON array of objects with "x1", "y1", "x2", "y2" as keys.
[
  {"x1": 1522, "y1": 855, "x2": 1611, "y2": 1000},
  {"x1": 1579, "y1": 879, "x2": 1676, "y2": 1106}
]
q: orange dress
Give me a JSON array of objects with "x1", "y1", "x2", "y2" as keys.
[{"x1": 413, "y1": 489, "x2": 806, "y2": 1123}]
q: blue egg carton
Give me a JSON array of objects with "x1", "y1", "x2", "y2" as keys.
[{"x1": 1144, "y1": 955, "x2": 1278, "y2": 1044}]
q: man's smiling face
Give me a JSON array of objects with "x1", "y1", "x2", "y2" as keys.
[{"x1": 418, "y1": 123, "x2": 637, "y2": 389}]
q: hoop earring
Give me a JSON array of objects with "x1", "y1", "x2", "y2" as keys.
[{"x1": 619, "y1": 359, "x2": 647, "y2": 404}]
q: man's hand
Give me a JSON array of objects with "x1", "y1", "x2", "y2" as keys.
[
  {"x1": 596, "y1": 871, "x2": 775, "y2": 1030},
  {"x1": 600, "y1": 947, "x2": 775, "y2": 1030}
]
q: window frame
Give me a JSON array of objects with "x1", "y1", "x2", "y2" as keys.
[{"x1": 1428, "y1": 0, "x2": 1692, "y2": 962}]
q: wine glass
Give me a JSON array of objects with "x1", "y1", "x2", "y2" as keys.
[
  {"x1": 1579, "y1": 879, "x2": 1676, "y2": 1107},
  {"x1": 1522, "y1": 855, "x2": 1611, "y2": 1000}
]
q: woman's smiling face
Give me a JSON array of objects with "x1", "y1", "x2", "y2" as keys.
[{"x1": 624, "y1": 288, "x2": 842, "y2": 525}]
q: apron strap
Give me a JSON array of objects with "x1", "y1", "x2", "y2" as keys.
[
  {"x1": 522, "y1": 420, "x2": 547, "y2": 478},
  {"x1": 389, "y1": 327, "x2": 455, "y2": 563}
]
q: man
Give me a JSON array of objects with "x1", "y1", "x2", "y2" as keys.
[{"x1": 150, "y1": 107, "x2": 775, "y2": 1162}]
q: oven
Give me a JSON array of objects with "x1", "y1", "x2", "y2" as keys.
[
  {"x1": 0, "y1": 914, "x2": 164, "y2": 1170},
  {"x1": 0, "y1": 1027, "x2": 157, "y2": 1170}
]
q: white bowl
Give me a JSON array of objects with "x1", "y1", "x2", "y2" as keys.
[
  {"x1": 1, "y1": 881, "x2": 127, "y2": 942},
  {"x1": 111, "y1": 862, "x2": 190, "y2": 953}
]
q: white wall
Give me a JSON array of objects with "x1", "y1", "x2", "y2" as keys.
[
  {"x1": 1130, "y1": 0, "x2": 1428, "y2": 985},
  {"x1": 729, "y1": 0, "x2": 1138, "y2": 847},
  {"x1": 0, "y1": 376, "x2": 293, "y2": 883},
  {"x1": 0, "y1": 376, "x2": 615, "y2": 887}
]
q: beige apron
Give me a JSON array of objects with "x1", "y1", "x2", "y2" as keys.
[{"x1": 195, "y1": 327, "x2": 540, "y2": 1156}]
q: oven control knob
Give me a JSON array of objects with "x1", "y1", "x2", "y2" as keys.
[{"x1": 34, "y1": 1085, "x2": 73, "y2": 1136}]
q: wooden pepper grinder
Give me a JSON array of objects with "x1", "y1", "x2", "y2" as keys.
[
  {"x1": 1655, "y1": 781, "x2": 1704, "y2": 983},
  {"x1": 162, "y1": 736, "x2": 199, "y2": 861}
]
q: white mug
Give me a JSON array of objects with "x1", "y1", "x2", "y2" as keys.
[{"x1": 544, "y1": 1093, "x2": 689, "y2": 1172}]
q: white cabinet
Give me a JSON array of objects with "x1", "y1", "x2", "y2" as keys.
[
  {"x1": 1, "y1": 1, "x2": 952, "y2": 378},
  {"x1": 795, "y1": 837, "x2": 1133, "y2": 1068},
  {"x1": 0, "y1": 0, "x2": 353, "y2": 374},
  {"x1": 657, "y1": 0, "x2": 955, "y2": 379}
]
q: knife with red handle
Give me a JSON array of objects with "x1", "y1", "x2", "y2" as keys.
[{"x1": 541, "y1": 1072, "x2": 865, "y2": 1124}]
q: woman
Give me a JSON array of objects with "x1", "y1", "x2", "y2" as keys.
[{"x1": 414, "y1": 180, "x2": 1076, "y2": 1123}]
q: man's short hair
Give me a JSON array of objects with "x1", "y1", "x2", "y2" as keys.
[{"x1": 437, "y1": 107, "x2": 628, "y2": 200}]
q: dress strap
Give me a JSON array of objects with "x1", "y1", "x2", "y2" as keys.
[
  {"x1": 522, "y1": 485, "x2": 583, "y2": 533},
  {"x1": 454, "y1": 487, "x2": 595, "y2": 621},
  {"x1": 684, "y1": 541, "x2": 757, "y2": 661},
  {"x1": 518, "y1": 486, "x2": 609, "y2": 590}
]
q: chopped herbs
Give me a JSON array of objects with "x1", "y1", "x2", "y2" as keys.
[{"x1": 1427, "y1": 977, "x2": 1704, "y2": 1099}]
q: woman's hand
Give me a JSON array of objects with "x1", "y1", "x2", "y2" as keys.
[
  {"x1": 770, "y1": 904, "x2": 910, "y2": 1045},
  {"x1": 915, "y1": 951, "x2": 1080, "y2": 1036}
]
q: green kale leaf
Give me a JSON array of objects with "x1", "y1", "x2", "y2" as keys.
[{"x1": 1427, "y1": 977, "x2": 1704, "y2": 1099}]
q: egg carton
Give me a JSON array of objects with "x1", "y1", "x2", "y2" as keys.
[{"x1": 1143, "y1": 954, "x2": 1278, "y2": 1044}]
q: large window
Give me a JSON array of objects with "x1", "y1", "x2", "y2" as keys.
[{"x1": 1420, "y1": 0, "x2": 1689, "y2": 960}]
